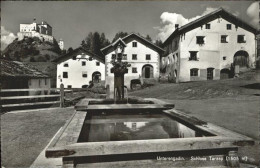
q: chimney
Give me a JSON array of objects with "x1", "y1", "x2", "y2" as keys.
[{"x1": 175, "y1": 24, "x2": 179, "y2": 29}]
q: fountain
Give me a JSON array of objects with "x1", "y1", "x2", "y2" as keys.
[{"x1": 45, "y1": 40, "x2": 255, "y2": 168}]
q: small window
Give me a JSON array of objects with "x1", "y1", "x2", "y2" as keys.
[
  {"x1": 189, "y1": 51, "x2": 198, "y2": 61},
  {"x1": 227, "y1": 24, "x2": 232, "y2": 30},
  {"x1": 132, "y1": 42, "x2": 137, "y2": 47},
  {"x1": 223, "y1": 56, "x2": 226, "y2": 60},
  {"x1": 190, "y1": 68, "x2": 199, "y2": 76},
  {"x1": 221, "y1": 35, "x2": 228, "y2": 43},
  {"x1": 67, "y1": 85, "x2": 72, "y2": 88},
  {"x1": 205, "y1": 24, "x2": 210, "y2": 29},
  {"x1": 89, "y1": 57, "x2": 93, "y2": 61},
  {"x1": 146, "y1": 54, "x2": 151, "y2": 60},
  {"x1": 96, "y1": 62, "x2": 100, "y2": 66},
  {"x1": 132, "y1": 67, "x2": 137, "y2": 73},
  {"x1": 237, "y1": 35, "x2": 246, "y2": 43},
  {"x1": 122, "y1": 54, "x2": 127, "y2": 60},
  {"x1": 82, "y1": 72, "x2": 88, "y2": 78},
  {"x1": 82, "y1": 61, "x2": 86, "y2": 66},
  {"x1": 63, "y1": 72, "x2": 68, "y2": 78},
  {"x1": 132, "y1": 54, "x2": 137, "y2": 60},
  {"x1": 196, "y1": 36, "x2": 205, "y2": 45},
  {"x1": 111, "y1": 54, "x2": 116, "y2": 59},
  {"x1": 64, "y1": 63, "x2": 69, "y2": 67}
]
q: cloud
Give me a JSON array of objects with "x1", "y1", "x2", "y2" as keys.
[
  {"x1": 246, "y1": 2, "x2": 259, "y2": 29},
  {"x1": 156, "y1": 7, "x2": 241, "y2": 41},
  {"x1": 1, "y1": 26, "x2": 17, "y2": 50}
]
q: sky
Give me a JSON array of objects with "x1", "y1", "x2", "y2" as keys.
[{"x1": 1, "y1": 1, "x2": 258, "y2": 50}]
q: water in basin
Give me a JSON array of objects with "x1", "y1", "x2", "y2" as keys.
[{"x1": 78, "y1": 111, "x2": 208, "y2": 142}]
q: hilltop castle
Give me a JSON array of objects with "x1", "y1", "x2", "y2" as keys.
[{"x1": 17, "y1": 18, "x2": 54, "y2": 43}]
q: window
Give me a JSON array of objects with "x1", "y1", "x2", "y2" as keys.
[
  {"x1": 82, "y1": 61, "x2": 86, "y2": 66},
  {"x1": 190, "y1": 68, "x2": 199, "y2": 76},
  {"x1": 111, "y1": 54, "x2": 116, "y2": 59},
  {"x1": 227, "y1": 24, "x2": 232, "y2": 30},
  {"x1": 96, "y1": 62, "x2": 100, "y2": 66},
  {"x1": 63, "y1": 72, "x2": 68, "y2": 78},
  {"x1": 223, "y1": 56, "x2": 226, "y2": 60},
  {"x1": 221, "y1": 35, "x2": 228, "y2": 43},
  {"x1": 89, "y1": 57, "x2": 93, "y2": 61},
  {"x1": 82, "y1": 72, "x2": 88, "y2": 78},
  {"x1": 132, "y1": 54, "x2": 137, "y2": 60},
  {"x1": 132, "y1": 42, "x2": 137, "y2": 47},
  {"x1": 237, "y1": 35, "x2": 246, "y2": 43},
  {"x1": 189, "y1": 51, "x2": 198, "y2": 61},
  {"x1": 67, "y1": 85, "x2": 72, "y2": 88},
  {"x1": 122, "y1": 54, "x2": 127, "y2": 60},
  {"x1": 132, "y1": 67, "x2": 137, "y2": 73},
  {"x1": 146, "y1": 54, "x2": 151, "y2": 60},
  {"x1": 205, "y1": 24, "x2": 211, "y2": 29},
  {"x1": 196, "y1": 36, "x2": 205, "y2": 45},
  {"x1": 63, "y1": 63, "x2": 69, "y2": 67}
]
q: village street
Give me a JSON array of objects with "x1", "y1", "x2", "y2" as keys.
[{"x1": 1, "y1": 70, "x2": 259, "y2": 167}]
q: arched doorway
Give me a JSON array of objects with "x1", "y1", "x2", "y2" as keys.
[
  {"x1": 234, "y1": 50, "x2": 249, "y2": 68},
  {"x1": 207, "y1": 68, "x2": 214, "y2": 80},
  {"x1": 92, "y1": 71, "x2": 101, "y2": 83},
  {"x1": 220, "y1": 68, "x2": 231, "y2": 79},
  {"x1": 142, "y1": 64, "x2": 154, "y2": 78}
]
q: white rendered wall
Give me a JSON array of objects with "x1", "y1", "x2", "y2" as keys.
[{"x1": 57, "y1": 54, "x2": 105, "y2": 88}]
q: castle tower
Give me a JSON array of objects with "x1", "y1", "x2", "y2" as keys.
[{"x1": 58, "y1": 39, "x2": 64, "y2": 50}]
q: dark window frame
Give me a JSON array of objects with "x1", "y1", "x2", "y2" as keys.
[
  {"x1": 190, "y1": 68, "x2": 199, "y2": 76},
  {"x1": 63, "y1": 63, "x2": 69, "y2": 67},
  {"x1": 227, "y1": 24, "x2": 232, "y2": 30},
  {"x1": 237, "y1": 35, "x2": 246, "y2": 43},
  {"x1": 189, "y1": 51, "x2": 198, "y2": 61},
  {"x1": 122, "y1": 54, "x2": 127, "y2": 60},
  {"x1": 132, "y1": 42, "x2": 137, "y2": 47},
  {"x1": 132, "y1": 67, "x2": 137, "y2": 73},
  {"x1": 196, "y1": 36, "x2": 205, "y2": 45},
  {"x1": 96, "y1": 62, "x2": 100, "y2": 66},
  {"x1": 63, "y1": 72, "x2": 68, "y2": 78},
  {"x1": 82, "y1": 61, "x2": 86, "y2": 66},
  {"x1": 221, "y1": 35, "x2": 228, "y2": 43},
  {"x1": 205, "y1": 24, "x2": 211, "y2": 29},
  {"x1": 146, "y1": 54, "x2": 151, "y2": 60},
  {"x1": 132, "y1": 54, "x2": 137, "y2": 60}
]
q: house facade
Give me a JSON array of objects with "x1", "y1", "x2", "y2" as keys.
[
  {"x1": 1, "y1": 59, "x2": 51, "y2": 95},
  {"x1": 55, "y1": 47, "x2": 105, "y2": 88},
  {"x1": 101, "y1": 33, "x2": 164, "y2": 91},
  {"x1": 161, "y1": 8, "x2": 257, "y2": 83}
]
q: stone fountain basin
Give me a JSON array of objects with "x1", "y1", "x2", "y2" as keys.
[{"x1": 45, "y1": 98, "x2": 254, "y2": 167}]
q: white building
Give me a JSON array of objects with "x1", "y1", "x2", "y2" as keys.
[
  {"x1": 161, "y1": 8, "x2": 257, "y2": 83},
  {"x1": 55, "y1": 47, "x2": 105, "y2": 88},
  {"x1": 101, "y1": 33, "x2": 164, "y2": 92},
  {"x1": 17, "y1": 18, "x2": 54, "y2": 43}
]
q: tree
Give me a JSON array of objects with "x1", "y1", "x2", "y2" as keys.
[
  {"x1": 82, "y1": 32, "x2": 110, "y2": 56},
  {"x1": 67, "y1": 47, "x2": 73, "y2": 53},
  {"x1": 145, "y1": 35, "x2": 152, "y2": 42},
  {"x1": 112, "y1": 32, "x2": 128, "y2": 42},
  {"x1": 155, "y1": 39, "x2": 163, "y2": 48}
]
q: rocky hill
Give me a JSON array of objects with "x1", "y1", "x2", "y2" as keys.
[{"x1": 2, "y1": 37, "x2": 61, "y2": 62}]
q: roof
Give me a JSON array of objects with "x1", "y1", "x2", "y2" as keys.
[
  {"x1": 101, "y1": 33, "x2": 165, "y2": 55},
  {"x1": 163, "y1": 8, "x2": 258, "y2": 45},
  {"x1": 1, "y1": 59, "x2": 49, "y2": 78},
  {"x1": 53, "y1": 47, "x2": 105, "y2": 63}
]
